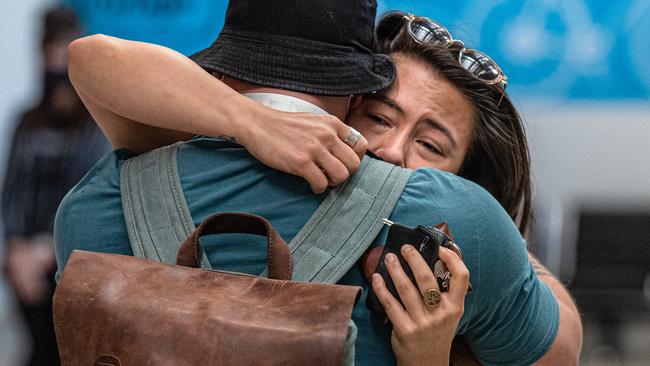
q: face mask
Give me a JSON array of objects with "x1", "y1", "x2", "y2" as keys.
[{"x1": 43, "y1": 70, "x2": 71, "y2": 97}]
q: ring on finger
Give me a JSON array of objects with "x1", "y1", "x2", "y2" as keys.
[
  {"x1": 423, "y1": 288, "x2": 442, "y2": 308},
  {"x1": 342, "y1": 127, "x2": 361, "y2": 148}
]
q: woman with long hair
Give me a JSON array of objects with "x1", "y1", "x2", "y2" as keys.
[{"x1": 65, "y1": 11, "x2": 581, "y2": 365}]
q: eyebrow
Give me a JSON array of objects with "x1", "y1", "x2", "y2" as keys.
[
  {"x1": 368, "y1": 94, "x2": 458, "y2": 149},
  {"x1": 368, "y1": 94, "x2": 404, "y2": 115},
  {"x1": 422, "y1": 118, "x2": 458, "y2": 150}
]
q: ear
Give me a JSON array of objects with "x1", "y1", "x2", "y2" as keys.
[{"x1": 350, "y1": 95, "x2": 364, "y2": 110}]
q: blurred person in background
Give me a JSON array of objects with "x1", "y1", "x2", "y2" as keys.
[{"x1": 1, "y1": 6, "x2": 108, "y2": 366}]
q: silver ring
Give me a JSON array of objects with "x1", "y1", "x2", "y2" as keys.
[{"x1": 343, "y1": 127, "x2": 361, "y2": 148}]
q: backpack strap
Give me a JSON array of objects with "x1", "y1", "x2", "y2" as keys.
[
  {"x1": 275, "y1": 157, "x2": 412, "y2": 284},
  {"x1": 120, "y1": 143, "x2": 211, "y2": 268}
]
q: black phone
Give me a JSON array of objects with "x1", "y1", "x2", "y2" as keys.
[{"x1": 366, "y1": 221, "x2": 455, "y2": 318}]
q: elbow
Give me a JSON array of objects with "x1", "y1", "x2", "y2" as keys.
[
  {"x1": 535, "y1": 336, "x2": 582, "y2": 366},
  {"x1": 535, "y1": 302, "x2": 583, "y2": 366},
  {"x1": 67, "y1": 34, "x2": 113, "y2": 87},
  {"x1": 559, "y1": 297, "x2": 584, "y2": 364},
  {"x1": 549, "y1": 333, "x2": 582, "y2": 366}
]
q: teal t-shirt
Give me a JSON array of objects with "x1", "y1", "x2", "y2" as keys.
[{"x1": 54, "y1": 137, "x2": 559, "y2": 366}]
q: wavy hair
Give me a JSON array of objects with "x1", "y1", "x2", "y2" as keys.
[{"x1": 374, "y1": 12, "x2": 532, "y2": 234}]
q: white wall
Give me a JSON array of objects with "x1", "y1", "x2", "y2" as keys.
[
  {"x1": 0, "y1": 0, "x2": 55, "y2": 140},
  {"x1": 0, "y1": 0, "x2": 55, "y2": 245},
  {"x1": 0, "y1": 1, "x2": 55, "y2": 364},
  {"x1": 521, "y1": 101, "x2": 650, "y2": 279}
]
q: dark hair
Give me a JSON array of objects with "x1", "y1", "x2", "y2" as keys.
[
  {"x1": 375, "y1": 13, "x2": 532, "y2": 234},
  {"x1": 41, "y1": 6, "x2": 81, "y2": 49}
]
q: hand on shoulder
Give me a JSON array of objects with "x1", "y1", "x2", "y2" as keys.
[{"x1": 236, "y1": 108, "x2": 368, "y2": 193}]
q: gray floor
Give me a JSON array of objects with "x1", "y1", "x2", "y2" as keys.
[
  {"x1": 0, "y1": 279, "x2": 28, "y2": 366},
  {"x1": 580, "y1": 316, "x2": 650, "y2": 366}
]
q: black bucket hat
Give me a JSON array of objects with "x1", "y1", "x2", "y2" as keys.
[{"x1": 190, "y1": 0, "x2": 395, "y2": 96}]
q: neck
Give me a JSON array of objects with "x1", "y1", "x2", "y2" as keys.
[{"x1": 220, "y1": 75, "x2": 351, "y2": 120}]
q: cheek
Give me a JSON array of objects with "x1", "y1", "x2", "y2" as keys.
[
  {"x1": 346, "y1": 110, "x2": 368, "y2": 131},
  {"x1": 405, "y1": 153, "x2": 465, "y2": 174},
  {"x1": 433, "y1": 147, "x2": 467, "y2": 174},
  {"x1": 444, "y1": 156, "x2": 466, "y2": 175}
]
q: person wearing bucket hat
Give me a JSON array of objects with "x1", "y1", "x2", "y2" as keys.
[
  {"x1": 189, "y1": 0, "x2": 395, "y2": 96},
  {"x1": 58, "y1": 0, "x2": 577, "y2": 365},
  {"x1": 65, "y1": 0, "x2": 399, "y2": 194}
]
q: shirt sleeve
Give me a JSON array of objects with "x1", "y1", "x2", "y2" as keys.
[
  {"x1": 399, "y1": 168, "x2": 559, "y2": 365},
  {"x1": 53, "y1": 151, "x2": 133, "y2": 281},
  {"x1": 457, "y1": 183, "x2": 559, "y2": 365}
]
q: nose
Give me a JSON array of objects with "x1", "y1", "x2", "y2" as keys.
[{"x1": 374, "y1": 133, "x2": 407, "y2": 167}]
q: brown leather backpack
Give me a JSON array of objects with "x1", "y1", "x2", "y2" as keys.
[{"x1": 53, "y1": 213, "x2": 361, "y2": 365}]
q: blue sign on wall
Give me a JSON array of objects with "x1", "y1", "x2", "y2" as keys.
[
  {"x1": 64, "y1": 0, "x2": 227, "y2": 56},
  {"x1": 66, "y1": 0, "x2": 650, "y2": 100}
]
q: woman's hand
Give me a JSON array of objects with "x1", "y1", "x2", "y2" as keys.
[
  {"x1": 371, "y1": 245, "x2": 470, "y2": 366},
  {"x1": 235, "y1": 108, "x2": 368, "y2": 194}
]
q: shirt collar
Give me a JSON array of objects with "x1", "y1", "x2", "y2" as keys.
[{"x1": 243, "y1": 93, "x2": 329, "y2": 115}]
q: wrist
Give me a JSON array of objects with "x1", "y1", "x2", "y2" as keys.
[{"x1": 218, "y1": 95, "x2": 267, "y2": 147}]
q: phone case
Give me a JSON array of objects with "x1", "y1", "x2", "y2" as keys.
[{"x1": 366, "y1": 221, "x2": 455, "y2": 318}]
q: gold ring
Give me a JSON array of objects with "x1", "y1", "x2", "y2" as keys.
[
  {"x1": 343, "y1": 127, "x2": 361, "y2": 148},
  {"x1": 423, "y1": 288, "x2": 441, "y2": 307}
]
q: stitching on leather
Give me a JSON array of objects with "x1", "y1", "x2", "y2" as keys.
[
  {"x1": 95, "y1": 355, "x2": 121, "y2": 366},
  {"x1": 266, "y1": 217, "x2": 275, "y2": 278},
  {"x1": 194, "y1": 231, "x2": 199, "y2": 266}
]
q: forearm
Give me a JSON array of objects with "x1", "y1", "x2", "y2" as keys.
[
  {"x1": 68, "y1": 35, "x2": 266, "y2": 152},
  {"x1": 529, "y1": 253, "x2": 583, "y2": 365}
]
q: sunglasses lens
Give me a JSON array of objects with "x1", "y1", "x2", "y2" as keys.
[
  {"x1": 399, "y1": 15, "x2": 508, "y2": 91},
  {"x1": 459, "y1": 49, "x2": 501, "y2": 83},
  {"x1": 409, "y1": 19, "x2": 452, "y2": 45}
]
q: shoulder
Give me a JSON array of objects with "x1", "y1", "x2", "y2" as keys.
[
  {"x1": 407, "y1": 167, "x2": 530, "y2": 285},
  {"x1": 179, "y1": 136, "x2": 250, "y2": 159},
  {"x1": 395, "y1": 167, "x2": 532, "y2": 310},
  {"x1": 396, "y1": 168, "x2": 559, "y2": 363},
  {"x1": 395, "y1": 166, "x2": 528, "y2": 272},
  {"x1": 177, "y1": 137, "x2": 284, "y2": 185},
  {"x1": 54, "y1": 150, "x2": 123, "y2": 240},
  {"x1": 54, "y1": 150, "x2": 132, "y2": 279},
  {"x1": 400, "y1": 167, "x2": 514, "y2": 232}
]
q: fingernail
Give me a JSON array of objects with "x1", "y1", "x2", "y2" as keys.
[
  {"x1": 385, "y1": 253, "x2": 396, "y2": 264},
  {"x1": 401, "y1": 244, "x2": 413, "y2": 254},
  {"x1": 372, "y1": 273, "x2": 380, "y2": 284}
]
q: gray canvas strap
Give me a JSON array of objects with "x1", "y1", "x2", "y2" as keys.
[
  {"x1": 278, "y1": 157, "x2": 412, "y2": 284},
  {"x1": 120, "y1": 143, "x2": 211, "y2": 268}
]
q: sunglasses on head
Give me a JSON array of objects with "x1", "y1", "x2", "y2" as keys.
[{"x1": 378, "y1": 12, "x2": 508, "y2": 92}]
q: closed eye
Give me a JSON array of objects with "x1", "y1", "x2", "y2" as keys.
[
  {"x1": 368, "y1": 114, "x2": 391, "y2": 128},
  {"x1": 417, "y1": 139, "x2": 443, "y2": 156}
]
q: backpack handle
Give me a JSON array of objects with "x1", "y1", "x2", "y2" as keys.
[{"x1": 176, "y1": 212, "x2": 292, "y2": 281}]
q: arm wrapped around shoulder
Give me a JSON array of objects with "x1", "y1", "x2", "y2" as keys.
[{"x1": 447, "y1": 181, "x2": 561, "y2": 366}]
